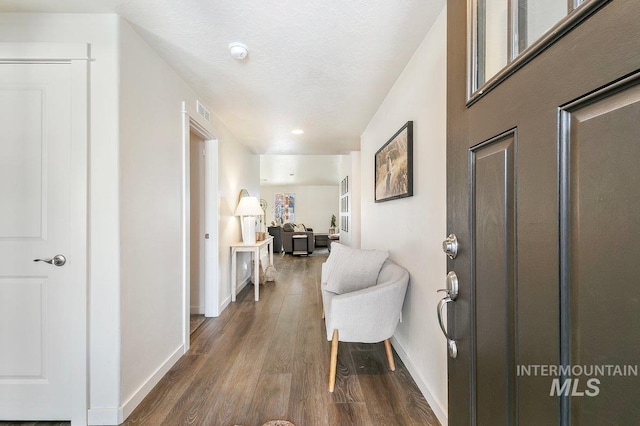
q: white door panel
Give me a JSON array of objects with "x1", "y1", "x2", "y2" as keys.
[
  {"x1": 0, "y1": 88, "x2": 44, "y2": 238},
  {"x1": 0, "y1": 63, "x2": 72, "y2": 420}
]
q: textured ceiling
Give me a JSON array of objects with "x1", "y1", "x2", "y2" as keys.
[
  {"x1": 0, "y1": 0, "x2": 445, "y2": 155},
  {"x1": 260, "y1": 155, "x2": 341, "y2": 186}
]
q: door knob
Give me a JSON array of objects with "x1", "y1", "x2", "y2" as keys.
[
  {"x1": 33, "y1": 254, "x2": 66, "y2": 267},
  {"x1": 442, "y1": 234, "x2": 458, "y2": 259}
]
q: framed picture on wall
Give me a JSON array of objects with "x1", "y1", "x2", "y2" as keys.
[
  {"x1": 340, "y1": 176, "x2": 349, "y2": 196},
  {"x1": 374, "y1": 121, "x2": 413, "y2": 202}
]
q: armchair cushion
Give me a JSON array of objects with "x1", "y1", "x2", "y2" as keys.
[{"x1": 325, "y1": 242, "x2": 389, "y2": 294}]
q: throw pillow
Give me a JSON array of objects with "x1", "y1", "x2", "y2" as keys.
[
  {"x1": 294, "y1": 223, "x2": 306, "y2": 232},
  {"x1": 282, "y1": 223, "x2": 295, "y2": 232},
  {"x1": 325, "y1": 243, "x2": 389, "y2": 294}
]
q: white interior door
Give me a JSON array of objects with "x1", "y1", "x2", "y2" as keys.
[{"x1": 0, "y1": 62, "x2": 76, "y2": 420}]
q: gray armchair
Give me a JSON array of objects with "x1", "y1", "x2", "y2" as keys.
[{"x1": 321, "y1": 258, "x2": 409, "y2": 392}]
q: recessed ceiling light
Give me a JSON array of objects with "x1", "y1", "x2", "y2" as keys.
[
  {"x1": 291, "y1": 129, "x2": 304, "y2": 135},
  {"x1": 228, "y1": 42, "x2": 249, "y2": 60}
]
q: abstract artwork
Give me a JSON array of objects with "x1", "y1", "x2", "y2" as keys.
[{"x1": 274, "y1": 193, "x2": 295, "y2": 224}]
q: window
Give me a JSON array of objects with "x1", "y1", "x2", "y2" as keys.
[{"x1": 470, "y1": 0, "x2": 597, "y2": 101}]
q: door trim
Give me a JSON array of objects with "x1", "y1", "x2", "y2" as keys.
[
  {"x1": 0, "y1": 43, "x2": 89, "y2": 425},
  {"x1": 181, "y1": 103, "x2": 219, "y2": 352}
]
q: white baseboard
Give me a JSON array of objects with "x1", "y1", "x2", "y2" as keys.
[
  {"x1": 231, "y1": 275, "x2": 251, "y2": 304},
  {"x1": 214, "y1": 276, "x2": 247, "y2": 318},
  {"x1": 190, "y1": 305, "x2": 204, "y2": 315},
  {"x1": 236, "y1": 275, "x2": 250, "y2": 294},
  {"x1": 120, "y1": 344, "x2": 184, "y2": 421},
  {"x1": 390, "y1": 336, "x2": 448, "y2": 426},
  {"x1": 88, "y1": 406, "x2": 123, "y2": 425},
  {"x1": 218, "y1": 294, "x2": 231, "y2": 315}
]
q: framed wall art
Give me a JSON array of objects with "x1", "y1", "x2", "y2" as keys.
[
  {"x1": 374, "y1": 121, "x2": 413, "y2": 202},
  {"x1": 274, "y1": 192, "x2": 295, "y2": 224}
]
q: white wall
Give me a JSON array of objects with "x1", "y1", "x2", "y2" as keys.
[
  {"x1": 217, "y1": 126, "x2": 260, "y2": 308},
  {"x1": 360, "y1": 5, "x2": 448, "y2": 424},
  {"x1": 260, "y1": 185, "x2": 339, "y2": 234},
  {"x1": 119, "y1": 19, "x2": 187, "y2": 412},
  {"x1": 0, "y1": 13, "x2": 123, "y2": 420},
  {"x1": 118, "y1": 18, "x2": 259, "y2": 420}
]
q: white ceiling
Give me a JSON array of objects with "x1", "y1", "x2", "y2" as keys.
[
  {"x1": 260, "y1": 155, "x2": 341, "y2": 187},
  {"x1": 0, "y1": 0, "x2": 444, "y2": 155}
]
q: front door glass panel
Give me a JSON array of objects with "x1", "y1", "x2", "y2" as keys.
[{"x1": 471, "y1": 0, "x2": 592, "y2": 96}]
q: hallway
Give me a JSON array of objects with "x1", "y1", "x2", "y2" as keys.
[{"x1": 124, "y1": 252, "x2": 439, "y2": 425}]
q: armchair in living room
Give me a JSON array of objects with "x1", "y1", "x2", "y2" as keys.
[{"x1": 320, "y1": 243, "x2": 409, "y2": 392}]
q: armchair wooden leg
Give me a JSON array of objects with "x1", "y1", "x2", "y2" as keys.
[
  {"x1": 384, "y1": 339, "x2": 396, "y2": 371},
  {"x1": 329, "y1": 330, "x2": 339, "y2": 392}
]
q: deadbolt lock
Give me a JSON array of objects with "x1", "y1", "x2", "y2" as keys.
[{"x1": 442, "y1": 234, "x2": 458, "y2": 259}]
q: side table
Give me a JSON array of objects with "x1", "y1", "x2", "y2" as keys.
[
  {"x1": 292, "y1": 234, "x2": 308, "y2": 256},
  {"x1": 230, "y1": 236, "x2": 274, "y2": 301}
]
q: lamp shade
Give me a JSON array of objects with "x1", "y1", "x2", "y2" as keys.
[{"x1": 234, "y1": 196, "x2": 263, "y2": 216}]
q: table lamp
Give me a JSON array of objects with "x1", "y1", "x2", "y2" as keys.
[{"x1": 235, "y1": 196, "x2": 264, "y2": 244}]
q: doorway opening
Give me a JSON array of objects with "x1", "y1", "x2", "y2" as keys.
[
  {"x1": 189, "y1": 130, "x2": 206, "y2": 335},
  {"x1": 182, "y1": 105, "x2": 219, "y2": 351}
]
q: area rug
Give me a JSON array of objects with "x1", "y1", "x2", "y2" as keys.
[{"x1": 262, "y1": 421, "x2": 295, "y2": 426}]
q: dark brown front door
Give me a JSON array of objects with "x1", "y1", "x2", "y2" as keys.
[{"x1": 447, "y1": 1, "x2": 640, "y2": 424}]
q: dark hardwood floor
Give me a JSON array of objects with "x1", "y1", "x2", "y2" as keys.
[{"x1": 3, "y1": 252, "x2": 440, "y2": 426}]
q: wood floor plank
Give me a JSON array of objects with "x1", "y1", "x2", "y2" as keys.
[
  {"x1": 199, "y1": 307, "x2": 279, "y2": 425},
  {"x1": 352, "y1": 348, "x2": 407, "y2": 426},
  {"x1": 287, "y1": 257, "x2": 332, "y2": 426},
  {"x1": 328, "y1": 402, "x2": 373, "y2": 425},
  {"x1": 261, "y1": 294, "x2": 302, "y2": 374},
  {"x1": 331, "y1": 341, "x2": 365, "y2": 403},
  {"x1": 246, "y1": 373, "x2": 293, "y2": 425}
]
